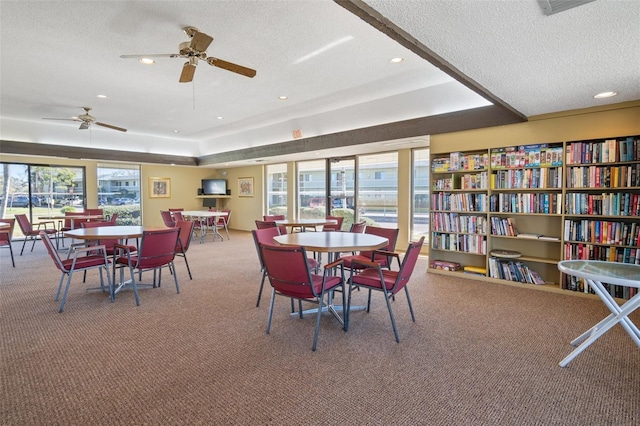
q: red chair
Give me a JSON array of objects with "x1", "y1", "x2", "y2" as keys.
[
  {"x1": 113, "y1": 228, "x2": 180, "y2": 306},
  {"x1": 259, "y1": 242, "x2": 346, "y2": 351},
  {"x1": 263, "y1": 215, "x2": 284, "y2": 221},
  {"x1": 0, "y1": 218, "x2": 16, "y2": 267},
  {"x1": 252, "y1": 228, "x2": 320, "y2": 308},
  {"x1": 346, "y1": 236, "x2": 425, "y2": 342},
  {"x1": 349, "y1": 221, "x2": 367, "y2": 233},
  {"x1": 40, "y1": 230, "x2": 113, "y2": 312},
  {"x1": 174, "y1": 220, "x2": 195, "y2": 280},
  {"x1": 106, "y1": 212, "x2": 118, "y2": 224},
  {"x1": 172, "y1": 211, "x2": 184, "y2": 222},
  {"x1": 340, "y1": 226, "x2": 399, "y2": 275},
  {"x1": 59, "y1": 211, "x2": 87, "y2": 246},
  {"x1": 323, "y1": 215, "x2": 344, "y2": 232},
  {"x1": 15, "y1": 213, "x2": 58, "y2": 255},
  {"x1": 256, "y1": 219, "x2": 286, "y2": 235},
  {"x1": 160, "y1": 210, "x2": 175, "y2": 227}
]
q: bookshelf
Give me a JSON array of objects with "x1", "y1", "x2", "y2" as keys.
[{"x1": 429, "y1": 135, "x2": 640, "y2": 300}]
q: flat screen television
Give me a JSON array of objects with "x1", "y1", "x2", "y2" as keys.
[{"x1": 201, "y1": 179, "x2": 227, "y2": 195}]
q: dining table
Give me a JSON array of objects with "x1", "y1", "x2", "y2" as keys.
[
  {"x1": 557, "y1": 260, "x2": 640, "y2": 367},
  {"x1": 274, "y1": 218, "x2": 337, "y2": 232},
  {"x1": 64, "y1": 225, "x2": 167, "y2": 294},
  {"x1": 273, "y1": 231, "x2": 388, "y2": 318},
  {"x1": 181, "y1": 210, "x2": 228, "y2": 243}
]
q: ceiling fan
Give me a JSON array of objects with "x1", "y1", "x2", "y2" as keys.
[
  {"x1": 42, "y1": 107, "x2": 127, "y2": 132},
  {"x1": 120, "y1": 26, "x2": 257, "y2": 82}
]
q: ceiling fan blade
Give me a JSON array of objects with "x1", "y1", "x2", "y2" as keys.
[
  {"x1": 42, "y1": 118, "x2": 80, "y2": 122},
  {"x1": 190, "y1": 31, "x2": 213, "y2": 52},
  {"x1": 96, "y1": 122, "x2": 127, "y2": 132},
  {"x1": 206, "y1": 57, "x2": 256, "y2": 78},
  {"x1": 120, "y1": 54, "x2": 180, "y2": 59},
  {"x1": 179, "y1": 61, "x2": 197, "y2": 83}
]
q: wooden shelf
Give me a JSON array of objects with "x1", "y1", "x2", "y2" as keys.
[{"x1": 195, "y1": 195, "x2": 230, "y2": 199}]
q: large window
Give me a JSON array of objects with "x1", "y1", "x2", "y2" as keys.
[
  {"x1": 358, "y1": 152, "x2": 398, "y2": 229},
  {"x1": 265, "y1": 163, "x2": 287, "y2": 218},
  {"x1": 297, "y1": 160, "x2": 326, "y2": 219},
  {"x1": 412, "y1": 148, "x2": 430, "y2": 244},
  {"x1": 97, "y1": 163, "x2": 141, "y2": 225}
]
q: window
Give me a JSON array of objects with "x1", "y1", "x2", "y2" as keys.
[
  {"x1": 412, "y1": 148, "x2": 430, "y2": 244},
  {"x1": 358, "y1": 152, "x2": 398, "y2": 229},
  {"x1": 97, "y1": 163, "x2": 141, "y2": 225},
  {"x1": 266, "y1": 163, "x2": 287, "y2": 218},
  {"x1": 297, "y1": 160, "x2": 326, "y2": 219}
]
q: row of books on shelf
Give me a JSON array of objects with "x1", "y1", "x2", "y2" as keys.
[
  {"x1": 564, "y1": 243, "x2": 640, "y2": 264},
  {"x1": 430, "y1": 212, "x2": 487, "y2": 234},
  {"x1": 488, "y1": 257, "x2": 546, "y2": 284},
  {"x1": 431, "y1": 233, "x2": 487, "y2": 254},
  {"x1": 565, "y1": 164, "x2": 639, "y2": 188},
  {"x1": 565, "y1": 192, "x2": 640, "y2": 216},
  {"x1": 491, "y1": 144, "x2": 563, "y2": 169},
  {"x1": 489, "y1": 193, "x2": 562, "y2": 214},
  {"x1": 432, "y1": 171, "x2": 489, "y2": 191},
  {"x1": 566, "y1": 136, "x2": 639, "y2": 165},
  {"x1": 431, "y1": 192, "x2": 488, "y2": 212},
  {"x1": 563, "y1": 219, "x2": 640, "y2": 247},
  {"x1": 489, "y1": 216, "x2": 518, "y2": 236},
  {"x1": 563, "y1": 276, "x2": 637, "y2": 299},
  {"x1": 432, "y1": 152, "x2": 489, "y2": 172},
  {"x1": 491, "y1": 167, "x2": 562, "y2": 189}
]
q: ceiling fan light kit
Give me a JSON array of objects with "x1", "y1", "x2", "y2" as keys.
[{"x1": 121, "y1": 26, "x2": 256, "y2": 83}]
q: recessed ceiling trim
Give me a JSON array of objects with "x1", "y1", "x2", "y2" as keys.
[{"x1": 334, "y1": 0, "x2": 527, "y2": 122}]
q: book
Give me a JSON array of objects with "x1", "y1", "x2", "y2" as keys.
[{"x1": 516, "y1": 233, "x2": 541, "y2": 239}]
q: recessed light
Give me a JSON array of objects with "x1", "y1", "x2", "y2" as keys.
[
  {"x1": 279, "y1": 96, "x2": 288, "y2": 100},
  {"x1": 96, "y1": 94, "x2": 108, "y2": 99},
  {"x1": 390, "y1": 57, "x2": 403, "y2": 63},
  {"x1": 173, "y1": 130, "x2": 180, "y2": 133},
  {"x1": 139, "y1": 58, "x2": 155, "y2": 65},
  {"x1": 216, "y1": 116, "x2": 224, "y2": 120},
  {"x1": 594, "y1": 91, "x2": 617, "y2": 99}
]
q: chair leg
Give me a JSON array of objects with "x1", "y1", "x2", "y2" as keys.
[
  {"x1": 55, "y1": 273, "x2": 66, "y2": 301},
  {"x1": 19, "y1": 238, "x2": 28, "y2": 255},
  {"x1": 312, "y1": 293, "x2": 325, "y2": 351},
  {"x1": 58, "y1": 272, "x2": 74, "y2": 313},
  {"x1": 8, "y1": 242, "x2": 15, "y2": 267},
  {"x1": 126, "y1": 264, "x2": 140, "y2": 306},
  {"x1": 266, "y1": 288, "x2": 277, "y2": 334},
  {"x1": 183, "y1": 255, "x2": 192, "y2": 280},
  {"x1": 170, "y1": 262, "x2": 180, "y2": 294},
  {"x1": 257, "y1": 271, "x2": 267, "y2": 307},
  {"x1": 30, "y1": 235, "x2": 38, "y2": 252},
  {"x1": 383, "y1": 290, "x2": 400, "y2": 343},
  {"x1": 404, "y1": 286, "x2": 416, "y2": 322}
]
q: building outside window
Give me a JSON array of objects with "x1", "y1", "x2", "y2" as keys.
[{"x1": 265, "y1": 164, "x2": 287, "y2": 218}]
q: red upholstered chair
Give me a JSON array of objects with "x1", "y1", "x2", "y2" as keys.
[
  {"x1": 174, "y1": 220, "x2": 195, "y2": 280},
  {"x1": 15, "y1": 214, "x2": 58, "y2": 255},
  {"x1": 0, "y1": 218, "x2": 16, "y2": 267},
  {"x1": 259, "y1": 242, "x2": 346, "y2": 351},
  {"x1": 340, "y1": 226, "x2": 400, "y2": 275},
  {"x1": 323, "y1": 215, "x2": 344, "y2": 232},
  {"x1": 160, "y1": 210, "x2": 176, "y2": 227},
  {"x1": 80, "y1": 221, "x2": 137, "y2": 283},
  {"x1": 40, "y1": 230, "x2": 113, "y2": 313},
  {"x1": 263, "y1": 215, "x2": 284, "y2": 221},
  {"x1": 113, "y1": 228, "x2": 180, "y2": 306},
  {"x1": 252, "y1": 227, "x2": 320, "y2": 308},
  {"x1": 256, "y1": 219, "x2": 287, "y2": 235},
  {"x1": 172, "y1": 211, "x2": 184, "y2": 222},
  {"x1": 349, "y1": 221, "x2": 367, "y2": 234},
  {"x1": 169, "y1": 208, "x2": 184, "y2": 212},
  {"x1": 86, "y1": 208, "x2": 104, "y2": 222},
  {"x1": 346, "y1": 236, "x2": 425, "y2": 342},
  {"x1": 106, "y1": 212, "x2": 118, "y2": 224},
  {"x1": 58, "y1": 211, "x2": 88, "y2": 246}
]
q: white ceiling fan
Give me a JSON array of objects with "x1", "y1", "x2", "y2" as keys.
[
  {"x1": 120, "y1": 26, "x2": 256, "y2": 83},
  {"x1": 43, "y1": 107, "x2": 127, "y2": 132}
]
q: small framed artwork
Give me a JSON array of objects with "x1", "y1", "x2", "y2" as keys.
[
  {"x1": 238, "y1": 177, "x2": 254, "y2": 197},
  {"x1": 149, "y1": 177, "x2": 171, "y2": 198}
]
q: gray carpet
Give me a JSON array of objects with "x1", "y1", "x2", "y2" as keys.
[{"x1": 1, "y1": 230, "x2": 638, "y2": 425}]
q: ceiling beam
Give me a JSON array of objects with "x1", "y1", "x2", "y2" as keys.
[
  {"x1": 335, "y1": 0, "x2": 528, "y2": 122},
  {"x1": 0, "y1": 140, "x2": 199, "y2": 166}
]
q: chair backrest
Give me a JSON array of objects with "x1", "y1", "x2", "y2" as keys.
[
  {"x1": 263, "y1": 215, "x2": 284, "y2": 221},
  {"x1": 251, "y1": 227, "x2": 281, "y2": 269},
  {"x1": 136, "y1": 228, "x2": 180, "y2": 269},
  {"x1": 108, "y1": 212, "x2": 119, "y2": 224},
  {"x1": 80, "y1": 221, "x2": 116, "y2": 249},
  {"x1": 391, "y1": 236, "x2": 425, "y2": 294},
  {"x1": 324, "y1": 216, "x2": 344, "y2": 231},
  {"x1": 169, "y1": 208, "x2": 184, "y2": 212},
  {"x1": 14, "y1": 214, "x2": 32, "y2": 235},
  {"x1": 259, "y1": 242, "x2": 316, "y2": 299},
  {"x1": 349, "y1": 221, "x2": 367, "y2": 233},
  {"x1": 40, "y1": 230, "x2": 65, "y2": 272},
  {"x1": 0, "y1": 218, "x2": 16, "y2": 245},
  {"x1": 172, "y1": 211, "x2": 184, "y2": 221},
  {"x1": 64, "y1": 211, "x2": 86, "y2": 229},
  {"x1": 86, "y1": 208, "x2": 103, "y2": 216},
  {"x1": 160, "y1": 210, "x2": 175, "y2": 227},
  {"x1": 217, "y1": 209, "x2": 231, "y2": 225},
  {"x1": 255, "y1": 220, "x2": 286, "y2": 234},
  {"x1": 175, "y1": 220, "x2": 195, "y2": 253},
  {"x1": 361, "y1": 226, "x2": 399, "y2": 260}
]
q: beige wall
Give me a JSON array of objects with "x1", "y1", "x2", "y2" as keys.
[{"x1": 3, "y1": 101, "x2": 639, "y2": 246}]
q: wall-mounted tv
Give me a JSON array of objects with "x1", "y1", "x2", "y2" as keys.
[{"x1": 201, "y1": 179, "x2": 227, "y2": 195}]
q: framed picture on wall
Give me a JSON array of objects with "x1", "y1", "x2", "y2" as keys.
[
  {"x1": 149, "y1": 177, "x2": 171, "y2": 198},
  {"x1": 238, "y1": 177, "x2": 254, "y2": 197}
]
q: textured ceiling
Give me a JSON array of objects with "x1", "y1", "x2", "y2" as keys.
[{"x1": 1, "y1": 0, "x2": 638, "y2": 166}]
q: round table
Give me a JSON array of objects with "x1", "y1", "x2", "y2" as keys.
[
  {"x1": 64, "y1": 225, "x2": 166, "y2": 240},
  {"x1": 181, "y1": 210, "x2": 229, "y2": 242},
  {"x1": 557, "y1": 260, "x2": 640, "y2": 367},
  {"x1": 275, "y1": 218, "x2": 337, "y2": 232}
]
